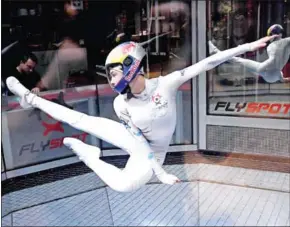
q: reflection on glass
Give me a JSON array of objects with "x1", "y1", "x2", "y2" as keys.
[{"x1": 207, "y1": 0, "x2": 290, "y2": 119}]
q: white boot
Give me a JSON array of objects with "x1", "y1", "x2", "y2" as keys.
[
  {"x1": 208, "y1": 40, "x2": 220, "y2": 55},
  {"x1": 63, "y1": 137, "x2": 101, "y2": 165},
  {"x1": 6, "y1": 76, "x2": 35, "y2": 108}
]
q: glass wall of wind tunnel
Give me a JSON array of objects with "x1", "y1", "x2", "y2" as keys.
[
  {"x1": 207, "y1": 0, "x2": 290, "y2": 119},
  {"x1": 204, "y1": 1, "x2": 290, "y2": 226}
]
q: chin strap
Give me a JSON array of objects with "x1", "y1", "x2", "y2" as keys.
[
  {"x1": 121, "y1": 85, "x2": 135, "y2": 100},
  {"x1": 121, "y1": 85, "x2": 130, "y2": 95}
]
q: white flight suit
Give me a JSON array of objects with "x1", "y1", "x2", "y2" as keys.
[
  {"x1": 209, "y1": 37, "x2": 290, "y2": 83},
  {"x1": 6, "y1": 42, "x2": 254, "y2": 192}
]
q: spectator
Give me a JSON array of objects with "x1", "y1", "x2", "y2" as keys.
[{"x1": 2, "y1": 52, "x2": 42, "y2": 96}]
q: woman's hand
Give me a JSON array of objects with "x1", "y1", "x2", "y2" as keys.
[
  {"x1": 248, "y1": 35, "x2": 279, "y2": 51},
  {"x1": 31, "y1": 87, "x2": 40, "y2": 95},
  {"x1": 158, "y1": 173, "x2": 181, "y2": 185}
]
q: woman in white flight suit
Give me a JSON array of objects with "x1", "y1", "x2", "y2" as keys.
[
  {"x1": 209, "y1": 24, "x2": 290, "y2": 83},
  {"x1": 6, "y1": 34, "x2": 276, "y2": 192}
]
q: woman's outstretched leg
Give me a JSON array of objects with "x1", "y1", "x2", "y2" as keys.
[
  {"x1": 63, "y1": 137, "x2": 153, "y2": 192},
  {"x1": 7, "y1": 76, "x2": 153, "y2": 192},
  {"x1": 6, "y1": 76, "x2": 144, "y2": 155}
]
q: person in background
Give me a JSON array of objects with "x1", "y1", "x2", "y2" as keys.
[
  {"x1": 209, "y1": 24, "x2": 290, "y2": 83},
  {"x1": 36, "y1": 1, "x2": 87, "y2": 90},
  {"x1": 2, "y1": 52, "x2": 42, "y2": 96}
]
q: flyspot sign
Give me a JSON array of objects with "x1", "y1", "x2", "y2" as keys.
[{"x1": 213, "y1": 101, "x2": 290, "y2": 118}]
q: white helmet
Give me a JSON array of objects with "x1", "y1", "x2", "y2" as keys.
[
  {"x1": 105, "y1": 41, "x2": 146, "y2": 94},
  {"x1": 104, "y1": 32, "x2": 171, "y2": 94},
  {"x1": 267, "y1": 24, "x2": 284, "y2": 36}
]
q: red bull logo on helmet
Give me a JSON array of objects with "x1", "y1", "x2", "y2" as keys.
[
  {"x1": 121, "y1": 42, "x2": 136, "y2": 55},
  {"x1": 124, "y1": 59, "x2": 141, "y2": 82}
]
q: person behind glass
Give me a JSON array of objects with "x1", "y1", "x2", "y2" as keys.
[
  {"x1": 36, "y1": 1, "x2": 87, "y2": 90},
  {"x1": 2, "y1": 53, "x2": 42, "y2": 96},
  {"x1": 6, "y1": 34, "x2": 276, "y2": 192},
  {"x1": 209, "y1": 24, "x2": 290, "y2": 83},
  {"x1": 136, "y1": 0, "x2": 192, "y2": 76}
]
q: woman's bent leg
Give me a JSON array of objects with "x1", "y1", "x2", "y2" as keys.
[{"x1": 64, "y1": 138, "x2": 153, "y2": 192}]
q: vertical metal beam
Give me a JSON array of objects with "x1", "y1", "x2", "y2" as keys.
[
  {"x1": 191, "y1": 0, "x2": 198, "y2": 144},
  {"x1": 197, "y1": 0, "x2": 207, "y2": 149}
]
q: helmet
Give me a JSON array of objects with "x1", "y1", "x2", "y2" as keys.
[
  {"x1": 267, "y1": 24, "x2": 284, "y2": 36},
  {"x1": 105, "y1": 41, "x2": 146, "y2": 94}
]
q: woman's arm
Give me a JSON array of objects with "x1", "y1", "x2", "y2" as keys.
[{"x1": 163, "y1": 35, "x2": 277, "y2": 92}]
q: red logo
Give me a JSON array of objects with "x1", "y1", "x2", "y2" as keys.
[
  {"x1": 152, "y1": 93, "x2": 162, "y2": 105},
  {"x1": 29, "y1": 108, "x2": 65, "y2": 136},
  {"x1": 214, "y1": 101, "x2": 290, "y2": 116},
  {"x1": 28, "y1": 92, "x2": 74, "y2": 136},
  {"x1": 124, "y1": 59, "x2": 140, "y2": 82},
  {"x1": 121, "y1": 42, "x2": 136, "y2": 55},
  {"x1": 20, "y1": 93, "x2": 89, "y2": 156},
  {"x1": 42, "y1": 114, "x2": 64, "y2": 136}
]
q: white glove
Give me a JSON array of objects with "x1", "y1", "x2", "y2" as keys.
[
  {"x1": 248, "y1": 35, "x2": 278, "y2": 51},
  {"x1": 31, "y1": 87, "x2": 40, "y2": 95},
  {"x1": 158, "y1": 173, "x2": 181, "y2": 185}
]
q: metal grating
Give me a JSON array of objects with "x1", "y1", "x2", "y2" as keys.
[
  {"x1": 4, "y1": 181, "x2": 290, "y2": 226},
  {"x1": 206, "y1": 125, "x2": 290, "y2": 157}
]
